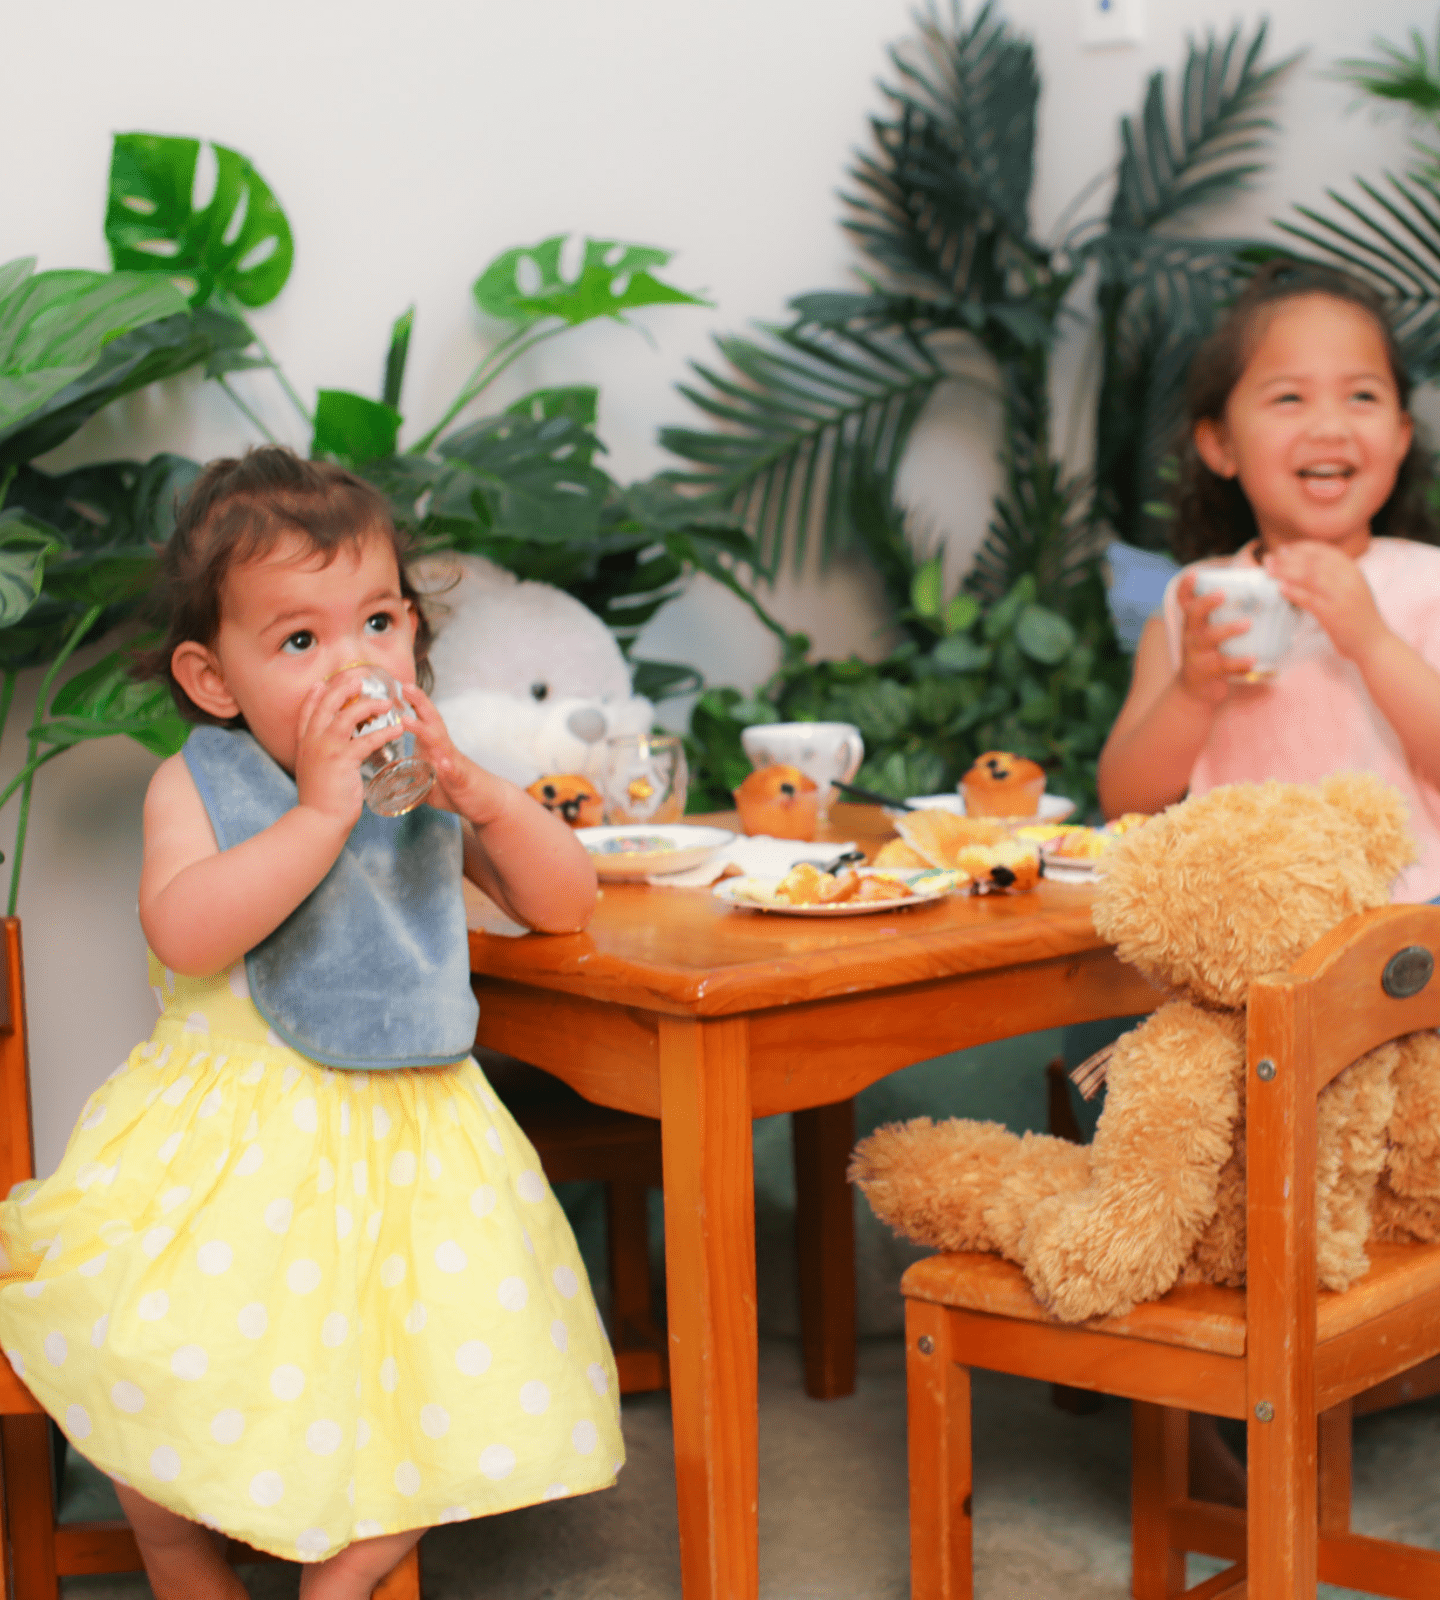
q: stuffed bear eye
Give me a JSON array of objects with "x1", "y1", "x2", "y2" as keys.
[{"x1": 530, "y1": 682, "x2": 549, "y2": 702}]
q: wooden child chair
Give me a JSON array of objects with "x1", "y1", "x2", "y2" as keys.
[
  {"x1": 0, "y1": 918, "x2": 421, "y2": 1599},
  {"x1": 902, "y1": 902, "x2": 1440, "y2": 1598}
]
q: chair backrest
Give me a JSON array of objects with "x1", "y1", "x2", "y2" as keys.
[
  {"x1": 1242, "y1": 903, "x2": 1440, "y2": 1587},
  {"x1": 0, "y1": 917, "x2": 34, "y2": 1192}
]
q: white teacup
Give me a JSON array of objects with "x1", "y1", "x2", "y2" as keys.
[
  {"x1": 1190, "y1": 568, "x2": 1299, "y2": 679},
  {"x1": 740, "y1": 722, "x2": 864, "y2": 818}
]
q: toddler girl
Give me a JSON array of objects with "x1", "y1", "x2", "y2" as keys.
[
  {"x1": 1099, "y1": 260, "x2": 1440, "y2": 902},
  {"x1": 0, "y1": 448, "x2": 623, "y2": 1598}
]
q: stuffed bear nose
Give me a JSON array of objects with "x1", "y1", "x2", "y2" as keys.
[{"x1": 566, "y1": 708, "x2": 607, "y2": 744}]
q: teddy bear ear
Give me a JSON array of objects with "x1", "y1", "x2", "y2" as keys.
[{"x1": 1318, "y1": 772, "x2": 1417, "y2": 883}]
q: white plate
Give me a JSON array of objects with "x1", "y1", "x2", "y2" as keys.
[
  {"x1": 577, "y1": 824, "x2": 736, "y2": 881},
  {"x1": 714, "y1": 867, "x2": 964, "y2": 917},
  {"x1": 895, "y1": 792, "x2": 1077, "y2": 824}
]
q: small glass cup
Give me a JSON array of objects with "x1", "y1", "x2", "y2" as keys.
[
  {"x1": 597, "y1": 734, "x2": 688, "y2": 824},
  {"x1": 339, "y1": 664, "x2": 435, "y2": 817}
]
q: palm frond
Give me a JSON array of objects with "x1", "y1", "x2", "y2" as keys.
[
  {"x1": 1092, "y1": 234, "x2": 1256, "y2": 546},
  {"x1": 1107, "y1": 23, "x2": 1291, "y2": 235},
  {"x1": 1280, "y1": 171, "x2": 1440, "y2": 380},
  {"x1": 967, "y1": 450, "x2": 1098, "y2": 605},
  {"x1": 843, "y1": 1, "x2": 1047, "y2": 318},
  {"x1": 1335, "y1": 26, "x2": 1440, "y2": 120},
  {"x1": 659, "y1": 323, "x2": 944, "y2": 572}
]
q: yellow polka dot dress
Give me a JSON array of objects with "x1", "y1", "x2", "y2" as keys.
[{"x1": 0, "y1": 957, "x2": 624, "y2": 1561}]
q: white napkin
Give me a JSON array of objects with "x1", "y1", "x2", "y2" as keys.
[{"x1": 648, "y1": 836, "x2": 857, "y2": 889}]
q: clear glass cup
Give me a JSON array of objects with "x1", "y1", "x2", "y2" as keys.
[
  {"x1": 597, "y1": 734, "x2": 688, "y2": 825},
  {"x1": 340, "y1": 664, "x2": 435, "y2": 817}
]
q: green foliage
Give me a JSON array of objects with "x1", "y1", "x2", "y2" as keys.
[
  {"x1": 106, "y1": 134, "x2": 295, "y2": 309},
  {"x1": 473, "y1": 237, "x2": 710, "y2": 328},
  {"x1": 686, "y1": 570, "x2": 1126, "y2": 816},
  {"x1": 675, "y1": 8, "x2": 1289, "y2": 816},
  {"x1": 662, "y1": 5, "x2": 1289, "y2": 585}
]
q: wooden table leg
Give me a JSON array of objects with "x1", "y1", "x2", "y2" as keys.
[
  {"x1": 659, "y1": 1015, "x2": 759, "y2": 1600},
  {"x1": 792, "y1": 1098, "x2": 857, "y2": 1400}
]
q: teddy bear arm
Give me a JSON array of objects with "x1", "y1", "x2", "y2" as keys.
[
  {"x1": 849, "y1": 1117, "x2": 1091, "y2": 1257},
  {"x1": 1380, "y1": 1031, "x2": 1440, "y2": 1200},
  {"x1": 1020, "y1": 1006, "x2": 1246, "y2": 1322}
]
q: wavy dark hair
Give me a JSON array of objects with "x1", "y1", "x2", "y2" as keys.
[
  {"x1": 1172, "y1": 259, "x2": 1437, "y2": 562},
  {"x1": 134, "y1": 447, "x2": 434, "y2": 725}
]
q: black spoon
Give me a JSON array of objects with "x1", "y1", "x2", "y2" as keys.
[{"x1": 831, "y1": 779, "x2": 917, "y2": 811}]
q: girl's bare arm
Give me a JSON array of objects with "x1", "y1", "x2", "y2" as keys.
[
  {"x1": 141, "y1": 680, "x2": 401, "y2": 973},
  {"x1": 1097, "y1": 618, "x2": 1216, "y2": 816},
  {"x1": 140, "y1": 755, "x2": 354, "y2": 974},
  {"x1": 406, "y1": 687, "x2": 597, "y2": 933},
  {"x1": 1097, "y1": 576, "x2": 1255, "y2": 818}
]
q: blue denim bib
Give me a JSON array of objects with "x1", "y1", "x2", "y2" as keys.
[{"x1": 182, "y1": 727, "x2": 479, "y2": 1070}]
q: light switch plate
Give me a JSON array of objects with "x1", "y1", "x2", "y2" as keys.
[{"x1": 1080, "y1": 0, "x2": 1144, "y2": 47}]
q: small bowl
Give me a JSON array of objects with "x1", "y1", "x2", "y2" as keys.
[{"x1": 576, "y1": 823, "x2": 736, "y2": 881}]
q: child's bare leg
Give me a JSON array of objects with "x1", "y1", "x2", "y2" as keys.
[
  {"x1": 112, "y1": 1481, "x2": 248, "y2": 1600},
  {"x1": 297, "y1": 1527, "x2": 424, "y2": 1600}
]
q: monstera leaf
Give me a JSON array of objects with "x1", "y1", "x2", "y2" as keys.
[
  {"x1": 473, "y1": 236, "x2": 707, "y2": 328},
  {"x1": 105, "y1": 134, "x2": 294, "y2": 309},
  {"x1": 0, "y1": 305, "x2": 250, "y2": 470},
  {"x1": 0, "y1": 510, "x2": 63, "y2": 628},
  {"x1": 312, "y1": 390, "x2": 402, "y2": 468},
  {"x1": 0, "y1": 259, "x2": 190, "y2": 447},
  {"x1": 12, "y1": 454, "x2": 199, "y2": 551},
  {"x1": 41, "y1": 647, "x2": 187, "y2": 759}
]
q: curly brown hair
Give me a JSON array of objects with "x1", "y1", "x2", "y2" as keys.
[
  {"x1": 1172, "y1": 258, "x2": 1437, "y2": 563},
  {"x1": 134, "y1": 447, "x2": 434, "y2": 725}
]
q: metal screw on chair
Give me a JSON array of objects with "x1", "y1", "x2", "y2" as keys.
[
  {"x1": 1255, "y1": 1401, "x2": 1275, "y2": 1422},
  {"x1": 1383, "y1": 945, "x2": 1434, "y2": 999},
  {"x1": 1256, "y1": 1058, "x2": 1276, "y2": 1082},
  {"x1": 918, "y1": 1335, "x2": 935, "y2": 1355}
]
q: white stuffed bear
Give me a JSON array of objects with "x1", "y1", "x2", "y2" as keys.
[{"x1": 415, "y1": 553, "x2": 655, "y2": 788}]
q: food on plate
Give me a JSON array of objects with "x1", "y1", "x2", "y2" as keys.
[
  {"x1": 1013, "y1": 822, "x2": 1084, "y2": 847},
  {"x1": 526, "y1": 772, "x2": 605, "y2": 828},
  {"x1": 872, "y1": 837, "x2": 931, "y2": 870},
  {"x1": 1046, "y1": 827, "x2": 1112, "y2": 861},
  {"x1": 854, "y1": 872, "x2": 915, "y2": 902},
  {"x1": 1034, "y1": 813, "x2": 1155, "y2": 864},
  {"x1": 772, "y1": 862, "x2": 915, "y2": 907},
  {"x1": 895, "y1": 808, "x2": 1005, "y2": 869},
  {"x1": 733, "y1": 762, "x2": 821, "y2": 840},
  {"x1": 960, "y1": 750, "x2": 1046, "y2": 818},
  {"x1": 954, "y1": 840, "x2": 1043, "y2": 894}
]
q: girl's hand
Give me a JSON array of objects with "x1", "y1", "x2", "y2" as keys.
[
  {"x1": 1265, "y1": 542, "x2": 1388, "y2": 664},
  {"x1": 1175, "y1": 573, "x2": 1255, "y2": 704},
  {"x1": 292, "y1": 675, "x2": 400, "y2": 826},
  {"x1": 402, "y1": 684, "x2": 508, "y2": 825}
]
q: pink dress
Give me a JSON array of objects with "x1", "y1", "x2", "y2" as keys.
[{"x1": 1161, "y1": 537, "x2": 1440, "y2": 903}]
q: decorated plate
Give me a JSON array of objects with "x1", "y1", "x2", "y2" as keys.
[
  {"x1": 577, "y1": 824, "x2": 736, "y2": 881},
  {"x1": 714, "y1": 866, "x2": 965, "y2": 917},
  {"x1": 896, "y1": 792, "x2": 1077, "y2": 825}
]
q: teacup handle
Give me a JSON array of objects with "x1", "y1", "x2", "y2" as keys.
[{"x1": 835, "y1": 727, "x2": 864, "y2": 785}]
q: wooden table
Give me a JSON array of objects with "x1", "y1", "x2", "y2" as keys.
[{"x1": 467, "y1": 805, "x2": 1158, "y2": 1600}]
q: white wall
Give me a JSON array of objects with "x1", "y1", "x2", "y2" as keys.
[{"x1": 4, "y1": 0, "x2": 1426, "y2": 1166}]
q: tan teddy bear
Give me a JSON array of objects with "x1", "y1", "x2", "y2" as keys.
[{"x1": 850, "y1": 774, "x2": 1440, "y2": 1323}]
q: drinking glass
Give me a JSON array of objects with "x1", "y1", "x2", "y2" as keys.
[
  {"x1": 342, "y1": 664, "x2": 436, "y2": 817},
  {"x1": 597, "y1": 734, "x2": 688, "y2": 824}
]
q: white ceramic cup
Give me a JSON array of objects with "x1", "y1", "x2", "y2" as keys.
[
  {"x1": 1190, "y1": 568, "x2": 1299, "y2": 679},
  {"x1": 740, "y1": 722, "x2": 864, "y2": 817}
]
